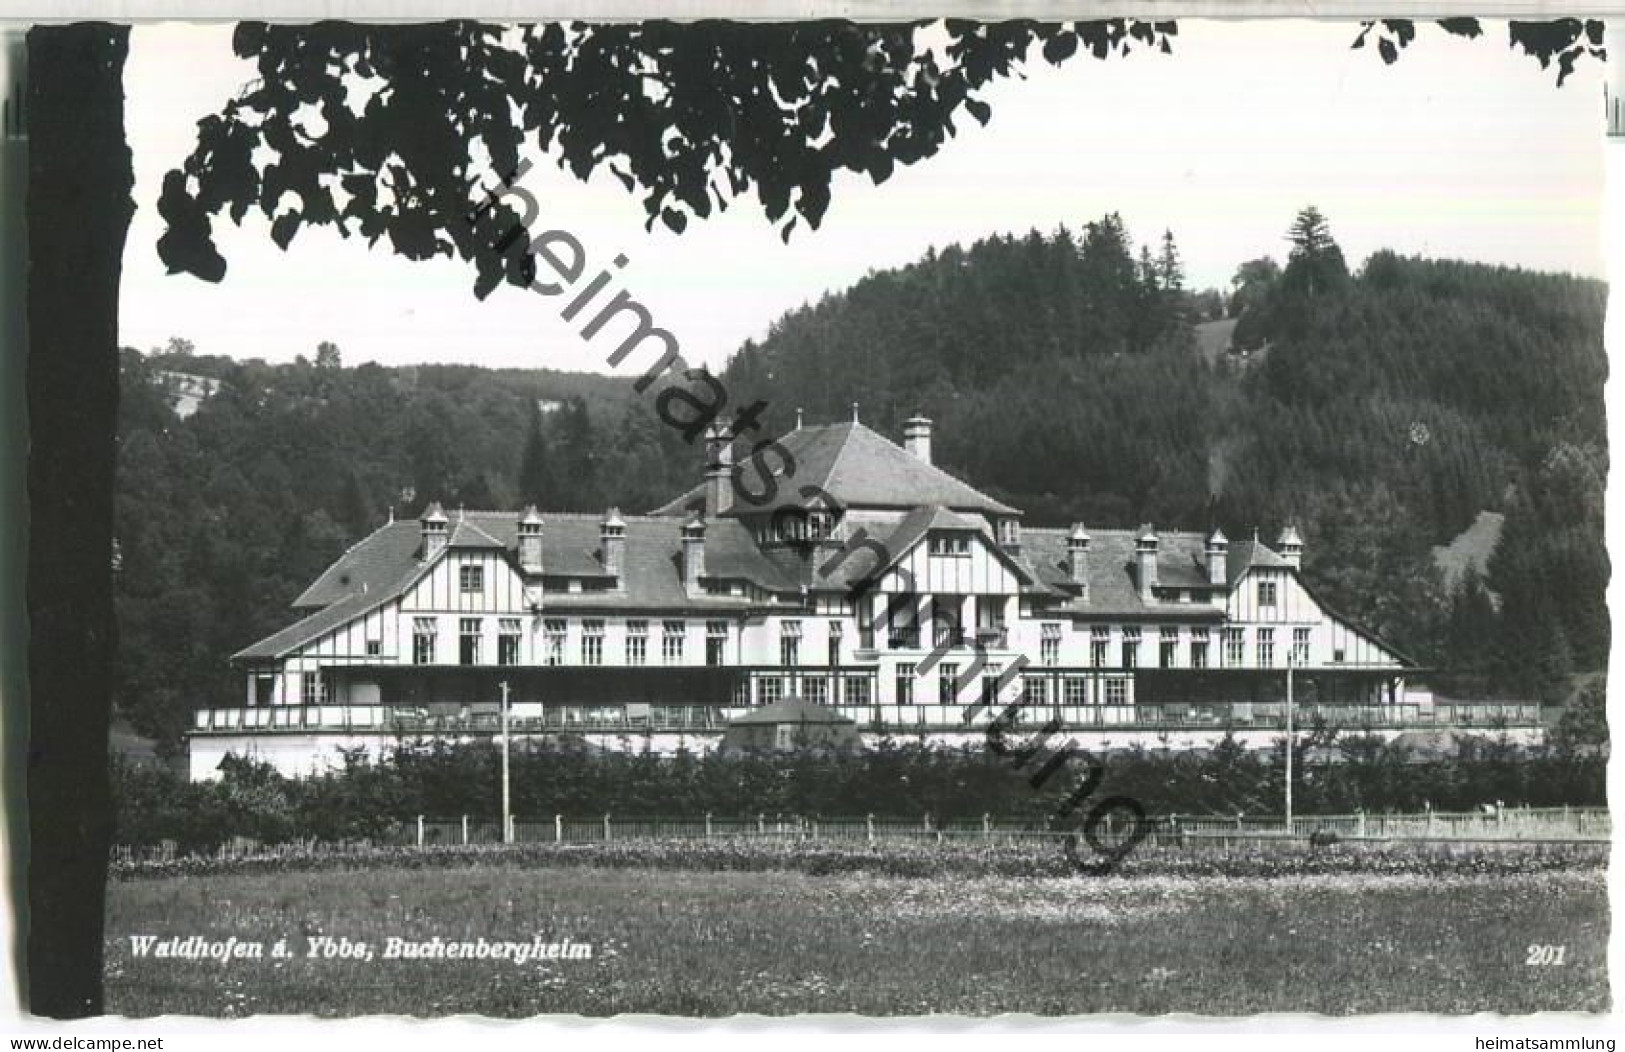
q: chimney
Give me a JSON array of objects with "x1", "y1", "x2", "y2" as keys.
[
  {"x1": 704, "y1": 425, "x2": 733, "y2": 518},
  {"x1": 1277, "y1": 524, "x2": 1304, "y2": 569},
  {"x1": 517, "y1": 505, "x2": 545, "y2": 574},
  {"x1": 681, "y1": 512, "x2": 706, "y2": 593},
  {"x1": 1067, "y1": 523, "x2": 1091, "y2": 602},
  {"x1": 1205, "y1": 527, "x2": 1229, "y2": 586},
  {"x1": 600, "y1": 507, "x2": 627, "y2": 580},
  {"x1": 1135, "y1": 526, "x2": 1159, "y2": 603},
  {"x1": 420, "y1": 502, "x2": 449, "y2": 560},
  {"x1": 903, "y1": 416, "x2": 933, "y2": 465}
]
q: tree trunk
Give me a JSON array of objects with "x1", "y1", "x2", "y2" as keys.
[{"x1": 27, "y1": 22, "x2": 131, "y2": 1019}]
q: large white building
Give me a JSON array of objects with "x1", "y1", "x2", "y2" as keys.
[{"x1": 192, "y1": 416, "x2": 1539, "y2": 778}]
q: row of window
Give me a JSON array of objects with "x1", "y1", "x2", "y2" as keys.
[
  {"x1": 745, "y1": 674, "x2": 874, "y2": 707},
  {"x1": 733, "y1": 672, "x2": 1136, "y2": 710},
  {"x1": 1056, "y1": 624, "x2": 1321, "y2": 669},
  {"x1": 891, "y1": 665, "x2": 1134, "y2": 707},
  {"x1": 392, "y1": 618, "x2": 1331, "y2": 668},
  {"x1": 407, "y1": 617, "x2": 733, "y2": 667}
]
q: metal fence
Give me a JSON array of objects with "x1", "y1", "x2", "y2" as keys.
[{"x1": 111, "y1": 805, "x2": 1609, "y2": 864}]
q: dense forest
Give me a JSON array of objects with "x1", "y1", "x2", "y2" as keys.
[{"x1": 114, "y1": 208, "x2": 1607, "y2": 748}]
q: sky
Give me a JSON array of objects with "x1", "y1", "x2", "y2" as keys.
[{"x1": 117, "y1": 20, "x2": 1606, "y2": 376}]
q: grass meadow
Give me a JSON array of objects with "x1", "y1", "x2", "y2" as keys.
[{"x1": 104, "y1": 844, "x2": 1608, "y2": 1017}]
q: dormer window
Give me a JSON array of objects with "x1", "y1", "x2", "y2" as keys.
[
  {"x1": 929, "y1": 533, "x2": 971, "y2": 557},
  {"x1": 998, "y1": 518, "x2": 1021, "y2": 548},
  {"x1": 767, "y1": 509, "x2": 837, "y2": 545}
]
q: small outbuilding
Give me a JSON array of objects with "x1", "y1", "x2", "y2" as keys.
[{"x1": 720, "y1": 697, "x2": 864, "y2": 753}]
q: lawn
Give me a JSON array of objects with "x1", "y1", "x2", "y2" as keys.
[{"x1": 105, "y1": 850, "x2": 1608, "y2": 1017}]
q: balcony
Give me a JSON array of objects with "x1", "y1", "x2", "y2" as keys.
[{"x1": 883, "y1": 627, "x2": 1005, "y2": 650}]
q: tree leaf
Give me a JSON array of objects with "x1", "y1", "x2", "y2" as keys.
[{"x1": 271, "y1": 212, "x2": 301, "y2": 250}]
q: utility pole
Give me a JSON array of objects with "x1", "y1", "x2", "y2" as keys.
[
  {"x1": 1284, "y1": 657, "x2": 1294, "y2": 836},
  {"x1": 500, "y1": 679, "x2": 512, "y2": 845}
]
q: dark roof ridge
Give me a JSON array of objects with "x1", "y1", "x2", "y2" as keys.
[
  {"x1": 1022, "y1": 525, "x2": 1211, "y2": 539},
  {"x1": 431, "y1": 509, "x2": 688, "y2": 523}
]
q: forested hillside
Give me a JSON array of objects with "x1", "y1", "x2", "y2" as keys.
[
  {"x1": 715, "y1": 212, "x2": 1606, "y2": 703},
  {"x1": 114, "y1": 210, "x2": 1606, "y2": 748}
]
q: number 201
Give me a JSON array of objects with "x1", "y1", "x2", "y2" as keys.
[{"x1": 1526, "y1": 944, "x2": 1567, "y2": 966}]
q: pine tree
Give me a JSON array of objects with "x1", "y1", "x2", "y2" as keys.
[
  {"x1": 1282, "y1": 205, "x2": 1350, "y2": 298},
  {"x1": 517, "y1": 403, "x2": 555, "y2": 506}
]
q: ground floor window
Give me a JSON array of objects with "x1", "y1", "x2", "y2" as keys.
[
  {"x1": 581, "y1": 619, "x2": 605, "y2": 666},
  {"x1": 804, "y1": 677, "x2": 829, "y2": 705},
  {"x1": 938, "y1": 663, "x2": 960, "y2": 705},
  {"x1": 1089, "y1": 625, "x2": 1109, "y2": 668},
  {"x1": 301, "y1": 671, "x2": 327, "y2": 706},
  {"x1": 1104, "y1": 678, "x2": 1128, "y2": 706},
  {"x1": 981, "y1": 664, "x2": 1002, "y2": 710},
  {"x1": 413, "y1": 617, "x2": 437, "y2": 665},
  {"x1": 459, "y1": 617, "x2": 483, "y2": 665},
  {"x1": 895, "y1": 669, "x2": 914, "y2": 706},
  {"x1": 1063, "y1": 676, "x2": 1087, "y2": 707},
  {"x1": 706, "y1": 620, "x2": 728, "y2": 666},
  {"x1": 663, "y1": 621, "x2": 686, "y2": 664},
  {"x1": 844, "y1": 675, "x2": 871, "y2": 706},
  {"x1": 1040, "y1": 622, "x2": 1062, "y2": 667},
  {"x1": 625, "y1": 620, "x2": 648, "y2": 666},
  {"x1": 498, "y1": 618, "x2": 522, "y2": 666}
]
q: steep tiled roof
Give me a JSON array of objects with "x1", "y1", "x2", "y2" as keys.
[
  {"x1": 237, "y1": 589, "x2": 400, "y2": 661},
  {"x1": 651, "y1": 421, "x2": 1018, "y2": 517},
  {"x1": 245, "y1": 511, "x2": 778, "y2": 659},
  {"x1": 292, "y1": 520, "x2": 429, "y2": 609},
  {"x1": 448, "y1": 516, "x2": 506, "y2": 549},
  {"x1": 1228, "y1": 536, "x2": 1290, "y2": 585},
  {"x1": 1020, "y1": 528, "x2": 1228, "y2": 619}
]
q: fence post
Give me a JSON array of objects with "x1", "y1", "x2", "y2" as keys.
[
  {"x1": 603, "y1": 813, "x2": 612, "y2": 841},
  {"x1": 811, "y1": 818, "x2": 819, "y2": 840},
  {"x1": 983, "y1": 813, "x2": 991, "y2": 842},
  {"x1": 758, "y1": 813, "x2": 765, "y2": 836},
  {"x1": 705, "y1": 812, "x2": 713, "y2": 839},
  {"x1": 866, "y1": 813, "x2": 875, "y2": 844},
  {"x1": 416, "y1": 815, "x2": 424, "y2": 848},
  {"x1": 508, "y1": 814, "x2": 515, "y2": 843},
  {"x1": 1356, "y1": 810, "x2": 1366, "y2": 838},
  {"x1": 555, "y1": 813, "x2": 563, "y2": 843},
  {"x1": 923, "y1": 813, "x2": 932, "y2": 833}
]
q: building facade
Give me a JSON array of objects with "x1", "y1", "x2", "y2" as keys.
[{"x1": 192, "y1": 416, "x2": 1538, "y2": 778}]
